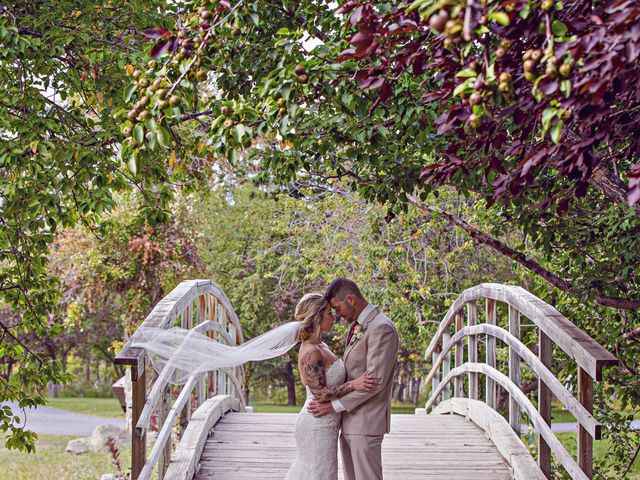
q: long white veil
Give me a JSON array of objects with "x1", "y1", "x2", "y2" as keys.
[{"x1": 131, "y1": 321, "x2": 302, "y2": 384}]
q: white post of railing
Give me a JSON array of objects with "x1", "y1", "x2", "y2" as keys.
[
  {"x1": 157, "y1": 383, "x2": 171, "y2": 479},
  {"x1": 431, "y1": 345, "x2": 441, "y2": 405},
  {"x1": 218, "y1": 310, "x2": 227, "y2": 395},
  {"x1": 442, "y1": 330, "x2": 451, "y2": 400},
  {"x1": 467, "y1": 301, "x2": 478, "y2": 400},
  {"x1": 454, "y1": 310, "x2": 464, "y2": 398},
  {"x1": 196, "y1": 296, "x2": 207, "y2": 409},
  {"x1": 508, "y1": 305, "x2": 521, "y2": 434},
  {"x1": 180, "y1": 305, "x2": 192, "y2": 433},
  {"x1": 539, "y1": 330, "x2": 553, "y2": 477},
  {"x1": 208, "y1": 296, "x2": 217, "y2": 398},
  {"x1": 486, "y1": 299, "x2": 497, "y2": 408}
]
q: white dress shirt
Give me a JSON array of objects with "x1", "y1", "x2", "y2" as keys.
[{"x1": 331, "y1": 303, "x2": 374, "y2": 413}]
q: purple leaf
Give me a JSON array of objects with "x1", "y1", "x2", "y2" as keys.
[
  {"x1": 151, "y1": 39, "x2": 171, "y2": 59},
  {"x1": 537, "y1": 76, "x2": 558, "y2": 95},
  {"x1": 350, "y1": 6, "x2": 363, "y2": 25},
  {"x1": 379, "y1": 82, "x2": 392, "y2": 101},
  {"x1": 336, "y1": 1, "x2": 358, "y2": 15},
  {"x1": 142, "y1": 28, "x2": 171, "y2": 40}
]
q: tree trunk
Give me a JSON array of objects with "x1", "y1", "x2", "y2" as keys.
[
  {"x1": 412, "y1": 376, "x2": 421, "y2": 405},
  {"x1": 85, "y1": 356, "x2": 91, "y2": 384},
  {"x1": 286, "y1": 360, "x2": 297, "y2": 406}
]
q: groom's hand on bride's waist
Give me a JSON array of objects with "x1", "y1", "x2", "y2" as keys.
[{"x1": 307, "y1": 400, "x2": 335, "y2": 417}]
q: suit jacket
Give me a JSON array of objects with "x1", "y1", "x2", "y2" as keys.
[{"x1": 340, "y1": 306, "x2": 399, "y2": 436}]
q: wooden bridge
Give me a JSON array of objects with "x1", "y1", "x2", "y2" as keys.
[{"x1": 115, "y1": 280, "x2": 618, "y2": 480}]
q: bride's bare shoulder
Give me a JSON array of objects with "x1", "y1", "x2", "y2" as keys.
[{"x1": 299, "y1": 342, "x2": 322, "y2": 363}]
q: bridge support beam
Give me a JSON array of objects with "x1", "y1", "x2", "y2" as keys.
[
  {"x1": 578, "y1": 367, "x2": 593, "y2": 479},
  {"x1": 132, "y1": 367, "x2": 147, "y2": 480}
]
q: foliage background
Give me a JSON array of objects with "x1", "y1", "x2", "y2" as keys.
[{"x1": 1, "y1": 0, "x2": 638, "y2": 477}]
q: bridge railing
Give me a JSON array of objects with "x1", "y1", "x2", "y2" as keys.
[
  {"x1": 424, "y1": 283, "x2": 618, "y2": 480},
  {"x1": 115, "y1": 279, "x2": 245, "y2": 480}
]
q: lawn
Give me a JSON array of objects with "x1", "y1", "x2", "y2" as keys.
[
  {"x1": 45, "y1": 397, "x2": 125, "y2": 418},
  {"x1": 555, "y1": 432, "x2": 640, "y2": 479},
  {"x1": 0, "y1": 433, "x2": 131, "y2": 480}
]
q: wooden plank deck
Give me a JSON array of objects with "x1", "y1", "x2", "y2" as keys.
[{"x1": 195, "y1": 412, "x2": 514, "y2": 479}]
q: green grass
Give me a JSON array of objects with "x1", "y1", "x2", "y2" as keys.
[
  {"x1": 0, "y1": 433, "x2": 131, "y2": 480},
  {"x1": 45, "y1": 397, "x2": 125, "y2": 418},
  {"x1": 555, "y1": 432, "x2": 640, "y2": 479},
  {"x1": 550, "y1": 401, "x2": 639, "y2": 425}
]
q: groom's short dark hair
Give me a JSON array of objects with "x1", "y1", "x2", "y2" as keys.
[{"x1": 325, "y1": 278, "x2": 364, "y2": 301}]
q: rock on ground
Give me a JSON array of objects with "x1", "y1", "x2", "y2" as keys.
[
  {"x1": 65, "y1": 437, "x2": 91, "y2": 455},
  {"x1": 66, "y1": 423, "x2": 130, "y2": 455}
]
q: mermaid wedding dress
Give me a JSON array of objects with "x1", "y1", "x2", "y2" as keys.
[{"x1": 284, "y1": 359, "x2": 346, "y2": 480}]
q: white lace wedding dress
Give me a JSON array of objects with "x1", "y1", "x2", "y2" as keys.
[{"x1": 284, "y1": 359, "x2": 346, "y2": 480}]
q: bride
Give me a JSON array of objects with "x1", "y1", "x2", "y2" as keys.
[{"x1": 284, "y1": 293, "x2": 379, "y2": 480}]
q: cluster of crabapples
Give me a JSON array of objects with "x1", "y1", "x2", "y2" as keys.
[
  {"x1": 522, "y1": 48, "x2": 572, "y2": 82},
  {"x1": 122, "y1": 3, "x2": 222, "y2": 140},
  {"x1": 428, "y1": 9, "x2": 462, "y2": 50},
  {"x1": 122, "y1": 62, "x2": 181, "y2": 140},
  {"x1": 454, "y1": 55, "x2": 514, "y2": 129},
  {"x1": 294, "y1": 64, "x2": 307, "y2": 84}
]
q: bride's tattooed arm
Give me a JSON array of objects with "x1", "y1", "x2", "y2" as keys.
[{"x1": 302, "y1": 350, "x2": 354, "y2": 402}]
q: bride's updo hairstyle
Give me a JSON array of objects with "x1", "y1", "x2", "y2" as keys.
[{"x1": 295, "y1": 293, "x2": 328, "y2": 342}]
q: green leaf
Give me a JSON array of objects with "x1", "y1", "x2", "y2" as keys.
[
  {"x1": 127, "y1": 151, "x2": 138, "y2": 175},
  {"x1": 145, "y1": 130, "x2": 157, "y2": 150},
  {"x1": 541, "y1": 107, "x2": 557, "y2": 135},
  {"x1": 453, "y1": 78, "x2": 474, "y2": 97},
  {"x1": 145, "y1": 117, "x2": 158, "y2": 132},
  {"x1": 550, "y1": 120, "x2": 563, "y2": 144},
  {"x1": 133, "y1": 124, "x2": 144, "y2": 145},
  {"x1": 123, "y1": 84, "x2": 136, "y2": 102},
  {"x1": 157, "y1": 127, "x2": 171, "y2": 148},
  {"x1": 406, "y1": 0, "x2": 430, "y2": 13},
  {"x1": 232, "y1": 124, "x2": 246, "y2": 142},
  {"x1": 280, "y1": 82, "x2": 292, "y2": 101},
  {"x1": 489, "y1": 12, "x2": 510, "y2": 26},
  {"x1": 455, "y1": 69, "x2": 478, "y2": 79},
  {"x1": 560, "y1": 79, "x2": 572, "y2": 98},
  {"x1": 552, "y1": 20, "x2": 568, "y2": 37}
]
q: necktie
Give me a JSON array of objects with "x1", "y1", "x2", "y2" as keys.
[{"x1": 345, "y1": 321, "x2": 358, "y2": 348}]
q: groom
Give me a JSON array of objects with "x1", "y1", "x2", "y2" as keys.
[{"x1": 308, "y1": 278, "x2": 399, "y2": 480}]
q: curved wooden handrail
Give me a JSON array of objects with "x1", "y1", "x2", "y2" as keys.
[
  {"x1": 115, "y1": 280, "x2": 246, "y2": 480},
  {"x1": 134, "y1": 320, "x2": 240, "y2": 437},
  {"x1": 430, "y1": 363, "x2": 589, "y2": 480},
  {"x1": 423, "y1": 283, "x2": 618, "y2": 479},
  {"x1": 116, "y1": 280, "x2": 244, "y2": 378},
  {"x1": 426, "y1": 323, "x2": 600, "y2": 438},
  {"x1": 425, "y1": 283, "x2": 617, "y2": 380}
]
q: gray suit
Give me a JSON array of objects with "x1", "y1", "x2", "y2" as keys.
[{"x1": 339, "y1": 306, "x2": 399, "y2": 479}]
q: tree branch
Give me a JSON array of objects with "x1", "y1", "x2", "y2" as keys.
[{"x1": 407, "y1": 195, "x2": 640, "y2": 310}]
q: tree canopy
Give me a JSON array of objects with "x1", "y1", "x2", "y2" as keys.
[{"x1": 1, "y1": 0, "x2": 639, "y2": 471}]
